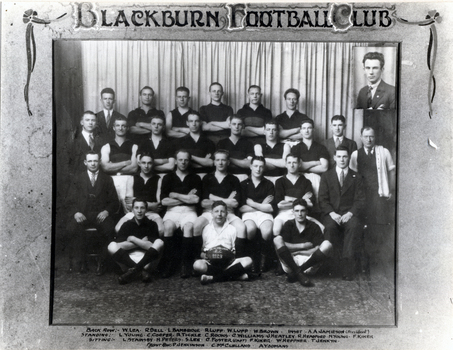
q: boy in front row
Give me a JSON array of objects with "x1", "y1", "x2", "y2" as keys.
[{"x1": 194, "y1": 201, "x2": 253, "y2": 285}]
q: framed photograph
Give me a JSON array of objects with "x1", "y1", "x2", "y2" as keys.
[{"x1": 1, "y1": 1, "x2": 452, "y2": 349}]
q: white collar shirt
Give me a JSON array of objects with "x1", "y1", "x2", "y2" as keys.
[{"x1": 202, "y1": 221, "x2": 237, "y2": 252}]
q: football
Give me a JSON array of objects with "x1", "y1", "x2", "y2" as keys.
[{"x1": 205, "y1": 246, "x2": 235, "y2": 267}]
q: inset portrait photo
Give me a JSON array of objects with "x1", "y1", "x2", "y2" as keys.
[{"x1": 354, "y1": 46, "x2": 398, "y2": 110}]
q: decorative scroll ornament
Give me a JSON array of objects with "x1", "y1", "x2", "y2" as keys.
[
  {"x1": 23, "y1": 9, "x2": 66, "y2": 116},
  {"x1": 392, "y1": 10, "x2": 441, "y2": 118}
]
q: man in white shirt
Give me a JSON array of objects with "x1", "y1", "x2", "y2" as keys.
[{"x1": 193, "y1": 201, "x2": 253, "y2": 285}]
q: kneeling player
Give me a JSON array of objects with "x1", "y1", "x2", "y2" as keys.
[
  {"x1": 108, "y1": 199, "x2": 164, "y2": 284},
  {"x1": 274, "y1": 199, "x2": 332, "y2": 287},
  {"x1": 193, "y1": 201, "x2": 253, "y2": 285}
]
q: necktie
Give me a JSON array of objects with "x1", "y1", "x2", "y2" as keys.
[
  {"x1": 335, "y1": 137, "x2": 340, "y2": 148},
  {"x1": 90, "y1": 172, "x2": 96, "y2": 187},
  {"x1": 106, "y1": 110, "x2": 111, "y2": 127},
  {"x1": 88, "y1": 134, "x2": 95, "y2": 150},
  {"x1": 340, "y1": 170, "x2": 344, "y2": 188},
  {"x1": 367, "y1": 85, "x2": 373, "y2": 108}
]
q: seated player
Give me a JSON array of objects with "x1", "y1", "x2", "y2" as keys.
[
  {"x1": 178, "y1": 112, "x2": 215, "y2": 174},
  {"x1": 275, "y1": 88, "x2": 310, "y2": 143},
  {"x1": 318, "y1": 146, "x2": 365, "y2": 280},
  {"x1": 274, "y1": 199, "x2": 332, "y2": 286},
  {"x1": 239, "y1": 156, "x2": 275, "y2": 273},
  {"x1": 96, "y1": 87, "x2": 125, "y2": 140},
  {"x1": 216, "y1": 115, "x2": 254, "y2": 179},
  {"x1": 127, "y1": 86, "x2": 165, "y2": 144},
  {"x1": 290, "y1": 119, "x2": 329, "y2": 199},
  {"x1": 237, "y1": 85, "x2": 272, "y2": 144},
  {"x1": 100, "y1": 115, "x2": 138, "y2": 175},
  {"x1": 160, "y1": 149, "x2": 202, "y2": 278},
  {"x1": 108, "y1": 198, "x2": 164, "y2": 284},
  {"x1": 254, "y1": 119, "x2": 289, "y2": 181},
  {"x1": 193, "y1": 150, "x2": 247, "y2": 260},
  {"x1": 115, "y1": 152, "x2": 164, "y2": 237},
  {"x1": 137, "y1": 114, "x2": 175, "y2": 172},
  {"x1": 199, "y1": 82, "x2": 234, "y2": 144},
  {"x1": 273, "y1": 153, "x2": 315, "y2": 238},
  {"x1": 193, "y1": 201, "x2": 253, "y2": 285},
  {"x1": 65, "y1": 151, "x2": 119, "y2": 274},
  {"x1": 324, "y1": 115, "x2": 357, "y2": 169},
  {"x1": 68, "y1": 111, "x2": 106, "y2": 177},
  {"x1": 166, "y1": 86, "x2": 196, "y2": 139}
]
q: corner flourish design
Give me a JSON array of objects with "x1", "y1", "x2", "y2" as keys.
[
  {"x1": 392, "y1": 10, "x2": 441, "y2": 118},
  {"x1": 23, "y1": 9, "x2": 67, "y2": 116}
]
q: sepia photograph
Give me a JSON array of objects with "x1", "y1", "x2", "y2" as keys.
[{"x1": 52, "y1": 39, "x2": 397, "y2": 326}]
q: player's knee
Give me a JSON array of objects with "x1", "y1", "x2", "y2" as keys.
[
  {"x1": 241, "y1": 257, "x2": 253, "y2": 269},
  {"x1": 193, "y1": 259, "x2": 207, "y2": 273},
  {"x1": 320, "y1": 240, "x2": 333, "y2": 256},
  {"x1": 153, "y1": 239, "x2": 164, "y2": 251},
  {"x1": 273, "y1": 235, "x2": 284, "y2": 249},
  {"x1": 107, "y1": 242, "x2": 118, "y2": 255}
]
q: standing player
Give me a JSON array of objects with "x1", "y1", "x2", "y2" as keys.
[
  {"x1": 275, "y1": 88, "x2": 310, "y2": 142},
  {"x1": 199, "y1": 82, "x2": 234, "y2": 144},
  {"x1": 240, "y1": 156, "x2": 275, "y2": 273},
  {"x1": 178, "y1": 112, "x2": 216, "y2": 174},
  {"x1": 127, "y1": 86, "x2": 165, "y2": 144},
  {"x1": 237, "y1": 85, "x2": 272, "y2": 144},
  {"x1": 216, "y1": 115, "x2": 254, "y2": 178},
  {"x1": 137, "y1": 114, "x2": 175, "y2": 173},
  {"x1": 254, "y1": 119, "x2": 289, "y2": 181},
  {"x1": 160, "y1": 149, "x2": 202, "y2": 278},
  {"x1": 290, "y1": 119, "x2": 329, "y2": 199},
  {"x1": 100, "y1": 115, "x2": 138, "y2": 175},
  {"x1": 166, "y1": 86, "x2": 196, "y2": 139}
]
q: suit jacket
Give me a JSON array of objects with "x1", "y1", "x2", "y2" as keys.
[
  {"x1": 96, "y1": 110, "x2": 125, "y2": 139},
  {"x1": 318, "y1": 168, "x2": 365, "y2": 217},
  {"x1": 68, "y1": 132, "x2": 106, "y2": 175},
  {"x1": 356, "y1": 80, "x2": 396, "y2": 110},
  {"x1": 324, "y1": 137, "x2": 358, "y2": 169},
  {"x1": 66, "y1": 170, "x2": 119, "y2": 216}
]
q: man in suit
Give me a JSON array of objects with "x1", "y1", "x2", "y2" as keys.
[
  {"x1": 318, "y1": 146, "x2": 365, "y2": 280},
  {"x1": 68, "y1": 111, "x2": 106, "y2": 177},
  {"x1": 96, "y1": 88, "x2": 125, "y2": 140},
  {"x1": 324, "y1": 115, "x2": 357, "y2": 169},
  {"x1": 356, "y1": 52, "x2": 396, "y2": 110},
  {"x1": 65, "y1": 151, "x2": 119, "y2": 274}
]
